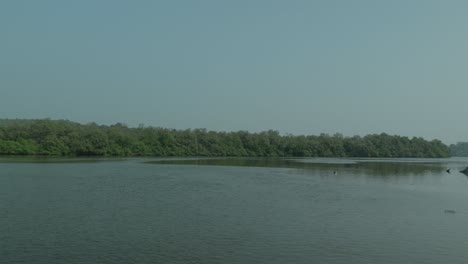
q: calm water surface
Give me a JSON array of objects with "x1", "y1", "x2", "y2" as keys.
[{"x1": 1, "y1": 157, "x2": 468, "y2": 264}]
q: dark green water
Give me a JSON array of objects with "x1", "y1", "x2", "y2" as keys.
[{"x1": 2, "y1": 157, "x2": 468, "y2": 264}]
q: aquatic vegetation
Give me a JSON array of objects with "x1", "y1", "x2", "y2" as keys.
[{"x1": 0, "y1": 119, "x2": 450, "y2": 158}]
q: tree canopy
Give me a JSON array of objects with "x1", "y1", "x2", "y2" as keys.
[
  {"x1": 449, "y1": 142, "x2": 468, "y2": 157},
  {"x1": 0, "y1": 119, "x2": 450, "y2": 158}
]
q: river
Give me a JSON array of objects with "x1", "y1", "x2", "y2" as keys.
[{"x1": 1, "y1": 157, "x2": 468, "y2": 263}]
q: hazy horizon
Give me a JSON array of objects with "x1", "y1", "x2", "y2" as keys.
[{"x1": 2, "y1": 1, "x2": 467, "y2": 144}]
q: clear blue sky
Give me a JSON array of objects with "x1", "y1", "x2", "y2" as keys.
[{"x1": 1, "y1": 1, "x2": 467, "y2": 143}]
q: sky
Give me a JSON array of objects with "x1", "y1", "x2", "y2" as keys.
[{"x1": 1, "y1": 0, "x2": 467, "y2": 144}]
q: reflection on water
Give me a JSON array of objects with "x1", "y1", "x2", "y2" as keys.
[
  {"x1": 146, "y1": 157, "x2": 447, "y2": 177},
  {"x1": 0, "y1": 156, "x2": 126, "y2": 164}
]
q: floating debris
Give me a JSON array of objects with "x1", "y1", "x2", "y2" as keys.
[{"x1": 444, "y1": 209, "x2": 456, "y2": 214}]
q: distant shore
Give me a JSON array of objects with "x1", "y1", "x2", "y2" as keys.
[{"x1": 0, "y1": 118, "x2": 450, "y2": 158}]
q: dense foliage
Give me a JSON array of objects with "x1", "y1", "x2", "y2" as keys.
[
  {"x1": 0, "y1": 119, "x2": 450, "y2": 158},
  {"x1": 449, "y1": 142, "x2": 468, "y2": 157}
]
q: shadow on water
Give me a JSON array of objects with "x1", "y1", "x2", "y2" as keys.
[
  {"x1": 0, "y1": 156, "x2": 125, "y2": 164},
  {"x1": 145, "y1": 157, "x2": 446, "y2": 177}
]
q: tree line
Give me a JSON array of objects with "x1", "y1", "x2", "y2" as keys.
[
  {"x1": 449, "y1": 142, "x2": 468, "y2": 157},
  {"x1": 0, "y1": 119, "x2": 450, "y2": 158}
]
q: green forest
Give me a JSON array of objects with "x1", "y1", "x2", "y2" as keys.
[
  {"x1": 449, "y1": 142, "x2": 468, "y2": 157},
  {"x1": 0, "y1": 119, "x2": 450, "y2": 158}
]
